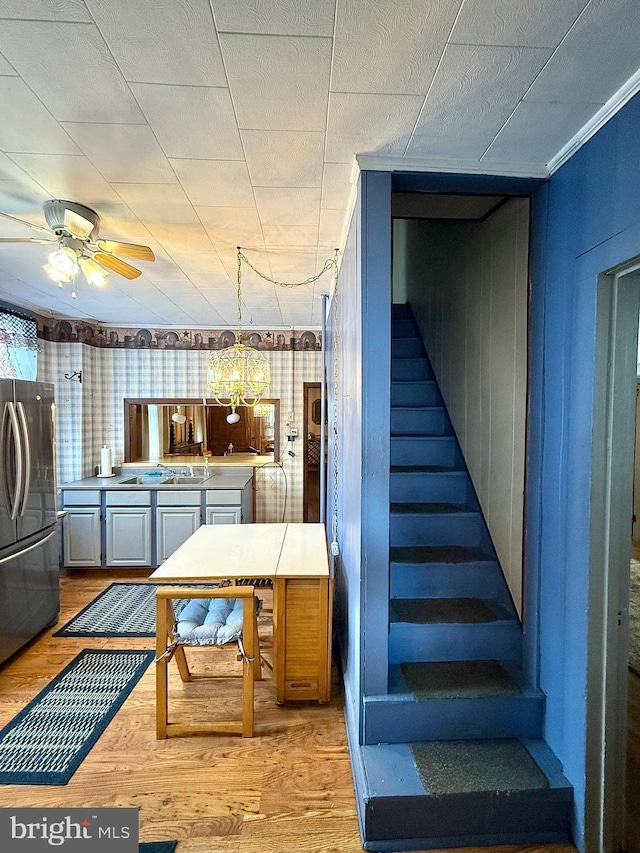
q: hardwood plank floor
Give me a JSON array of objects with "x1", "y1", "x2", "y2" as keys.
[{"x1": 0, "y1": 570, "x2": 578, "y2": 853}]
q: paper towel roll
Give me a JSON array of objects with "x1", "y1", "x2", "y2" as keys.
[{"x1": 99, "y1": 445, "x2": 112, "y2": 477}]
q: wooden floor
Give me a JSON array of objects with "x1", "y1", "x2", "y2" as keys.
[{"x1": 0, "y1": 569, "x2": 579, "y2": 853}]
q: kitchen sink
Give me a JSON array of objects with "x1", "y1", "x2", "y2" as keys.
[{"x1": 117, "y1": 475, "x2": 207, "y2": 486}]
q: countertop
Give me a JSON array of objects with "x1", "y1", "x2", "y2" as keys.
[{"x1": 60, "y1": 468, "x2": 254, "y2": 490}]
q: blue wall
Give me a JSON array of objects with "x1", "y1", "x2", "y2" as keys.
[{"x1": 528, "y1": 89, "x2": 640, "y2": 848}]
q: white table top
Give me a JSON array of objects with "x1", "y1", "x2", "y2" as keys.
[{"x1": 149, "y1": 523, "x2": 329, "y2": 582}]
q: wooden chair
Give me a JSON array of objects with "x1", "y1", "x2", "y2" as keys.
[{"x1": 155, "y1": 585, "x2": 260, "y2": 738}]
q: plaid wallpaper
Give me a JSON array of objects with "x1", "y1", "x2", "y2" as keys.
[{"x1": 38, "y1": 340, "x2": 322, "y2": 523}]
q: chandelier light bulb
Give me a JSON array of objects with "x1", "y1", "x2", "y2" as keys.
[
  {"x1": 227, "y1": 410, "x2": 240, "y2": 424},
  {"x1": 79, "y1": 257, "x2": 106, "y2": 287}
]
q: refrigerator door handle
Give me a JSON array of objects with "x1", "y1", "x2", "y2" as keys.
[
  {"x1": 0, "y1": 529, "x2": 56, "y2": 564},
  {"x1": 15, "y1": 402, "x2": 30, "y2": 517},
  {"x1": 2, "y1": 402, "x2": 23, "y2": 521}
]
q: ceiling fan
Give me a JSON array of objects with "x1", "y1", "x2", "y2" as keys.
[{"x1": 0, "y1": 199, "x2": 155, "y2": 289}]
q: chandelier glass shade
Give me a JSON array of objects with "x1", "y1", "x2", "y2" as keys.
[
  {"x1": 206, "y1": 248, "x2": 271, "y2": 411},
  {"x1": 207, "y1": 343, "x2": 270, "y2": 410}
]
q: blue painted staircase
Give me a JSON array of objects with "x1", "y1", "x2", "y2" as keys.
[{"x1": 353, "y1": 304, "x2": 573, "y2": 851}]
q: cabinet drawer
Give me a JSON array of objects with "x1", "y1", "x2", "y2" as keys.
[
  {"x1": 156, "y1": 490, "x2": 202, "y2": 506},
  {"x1": 63, "y1": 490, "x2": 101, "y2": 506},
  {"x1": 105, "y1": 490, "x2": 151, "y2": 506},
  {"x1": 205, "y1": 489, "x2": 241, "y2": 505}
]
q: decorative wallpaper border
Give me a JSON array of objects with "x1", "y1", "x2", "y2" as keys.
[{"x1": 36, "y1": 316, "x2": 322, "y2": 351}]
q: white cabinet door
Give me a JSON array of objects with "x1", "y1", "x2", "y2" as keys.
[
  {"x1": 106, "y1": 507, "x2": 152, "y2": 566},
  {"x1": 205, "y1": 506, "x2": 241, "y2": 525},
  {"x1": 156, "y1": 507, "x2": 201, "y2": 564},
  {"x1": 63, "y1": 508, "x2": 102, "y2": 567}
]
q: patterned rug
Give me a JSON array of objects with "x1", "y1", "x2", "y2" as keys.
[
  {"x1": 140, "y1": 844, "x2": 177, "y2": 853},
  {"x1": 54, "y1": 582, "x2": 219, "y2": 638},
  {"x1": 630, "y1": 560, "x2": 640, "y2": 675},
  {"x1": 0, "y1": 649, "x2": 153, "y2": 785}
]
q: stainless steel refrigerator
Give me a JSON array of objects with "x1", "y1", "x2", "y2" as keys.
[{"x1": 0, "y1": 379, "x2": 60, "y2": 664}]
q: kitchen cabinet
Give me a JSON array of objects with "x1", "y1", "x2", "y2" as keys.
[
  {"x1": 60, "y1": 470, "x2": 253, "y2": 568},
  {"x1": 205, "y1": 506, "x2": 241, "y2": 524},
  {"x1": 156, "y1": 491, "x2": 202, "y2": 563},
  {"x1": 105, "y1": 490, "x2": 152, "y2": 567},
  {"x1": 61, "y1": 490, "x2": 101, "y2": 568}
]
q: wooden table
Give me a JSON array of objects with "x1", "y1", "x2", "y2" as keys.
[{"x1": 149, "y1": 523, "x2": 332, "y2": 703}]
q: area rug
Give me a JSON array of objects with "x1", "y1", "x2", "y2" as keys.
[
  {"x1": 54, "y1": 582, "x2": 220, "y2": 638},
  {"x1": 140, "y1": 843, "x2": 177, "y2": 853},
  {"x1": 0, "y1": 648, "x2": 153, "y2": 785},
  {"x1": 630, "y1": 560, "x2": 640, "y2": 675}
]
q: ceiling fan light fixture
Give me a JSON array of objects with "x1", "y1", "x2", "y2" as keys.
[
  {"x1": 48, "y1": 245, "x2": 79, "y2": 277},
  {"x1": 79, "y1": 256, "x2": 107, "y2": 287},
  {"x1": 43, "y1": 261, "x2": 71, "y2": 284}
]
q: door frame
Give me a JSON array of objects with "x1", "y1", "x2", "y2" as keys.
[{"x1": 586, "y1": 259, "x2": 640, "y2": 851}]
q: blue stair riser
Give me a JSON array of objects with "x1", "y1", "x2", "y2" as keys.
[
  {"x1": 390, "y1": 561, "x2": 503, "y2": 600},
  {"x1": 390, "y1": 513, "x2": 487, "y2": 548},
  {"x1": 391, "y1": 359, "x2": 432, "y2": 381},
  {"x1": 391, "y1": 408, "x2": 446, "y2": 436},
  {"x1": 392, "y1": 318, "x2": 417, "y2": 338},
  {"x1": 362, "y1": 694, "x2": 544, "y2": 744},
  {"x1": 391, "y1": 381, "x2": 437, "y2": 407},
  {"x1": 390, "y1": 470, "x2": 471, "y2": 504},
  {"x1": 390, "y1": 436, "x2": 461, "y2": 467},
  {"x1": 392, "y1": 338, "x2": 424, "y2": 359},
  {"x1": 388, "y1": 622, "x2": 522, "y2": 664},
  {"x1": 362, "y1": 791, "x2": 572, "y2": 849},
  {"x1": 392, "y1": 303, "x2": 413, "y2": 319}
]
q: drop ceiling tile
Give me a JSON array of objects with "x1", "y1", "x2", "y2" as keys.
[
  {"x1": 130, "y1": 84, "x2": 244, "y2": 160},
  {"x1": 0, "y1": 52, "x2": 16, "y2": 74},
  {"x1": 254, "y1": 187, "x2": 320, "y2": 227},
  {"x1": 319, "y1": 209, "x2": 344, "y2": 246},
  {"x1": 326, "y1": 92, "x2": 424, "y2": 163},
  {"x1": 242, "y1": 130, "x2": 324, "y2": 188},
  {"x1": 167, "y1": 251, "x2": 228, "y2": 276},
  {"x1": 262, "y1": 225, "x2": 318, "y2": 247},
  {"x1": 332, "y1": 0, "x2": 459, "y2": 95},
  {"x1": 0, "y1": 153, "x2": 31, "y2": 182},
  {"x1": 0, "y1": 78, "x2": 80, "y2": 155},
  {"x1": 267, "y1": 250, "x2": 321, "y2": 282},
  {"x1": 170, "y1": 159, "x2": 255, "y2": 207},
  {"x1": 219, "y1": 33, "x2": 331, "y2": 131},
  {"x1": 211, "y1": 0, "x2": 336, "y2": 36},
  {"x1": 0, "y1": 21, "x2": 144, "y2": 123},
  {"x1": 146, "y1": 221, "x2": 214, "y2": 254},
  {"x1": 321, "y1": 163, "x2": 354, "y2": 210},
  {"x1": 9, "y1": 153, "x2": 122, "y2": 205},
  {"x1": 186, "y1": 270, "x2": 233, "y2": 288},
  {"x1": 0, "y1": 1, "x2": 92, "y2": 20},
  {"x1": 0, "y1": 178, "x2": 51, "y2": 219},
  {"x1": 408, "y1": 44, "x2": 551, "y2": 155},
  {"x1": 61, "y1": 123, "x2": 176, "y2": 183},
  {"x1": 450, "y1": 0, "x2": 588, "y2": 48},
  {"x1": 523, "y1": 0, "x2": 640, "y2": 104},
  {"x1": 482, "y1": 100, "x2": 602, "y2": 165},
  {"x1": 84, "y1": 0, "x2": 226, "y2": 86},
  {"x1": 112, "y1": 183, "x2": 199, "y2": 224},
  {"x1": 197, "y1": 205, "x2": 264, "y2": 249}
]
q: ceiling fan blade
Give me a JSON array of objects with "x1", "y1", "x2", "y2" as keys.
[
  {"x1": 0, "y1": 211, "x2": 53, "y2": 236},
  {"x1": 0, "y1": 237, "x2": 54, "y2": 243},
  {"x1": 95, "y1": 240, "x2": 155, "y2": 262},
  {"x1": 92, "y1": 251, "x2": 141, "y2": 279}
]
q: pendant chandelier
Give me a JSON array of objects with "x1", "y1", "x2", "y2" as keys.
[{"x1": 206, "y1": 248, "x2": 271, "y2": 421}]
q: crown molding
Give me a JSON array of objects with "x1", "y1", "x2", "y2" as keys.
[
  {"x1": 355, "y1": 153, "x2": 548, "y2": 179},
  {"x1": 548, "y1": 68, "x2": 640, "y2": 175}
]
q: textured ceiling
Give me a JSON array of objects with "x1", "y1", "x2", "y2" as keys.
[{"x1": 0, "y1": 0, "x2": 638, "y2": 328}]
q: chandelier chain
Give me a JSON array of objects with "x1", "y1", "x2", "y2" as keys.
[
  {"x1": 238, "y1": 249, "x2": 336, "y2": 289},
  {"x1": 236, "y1": 250, "x2": 243, "y2": 337}
]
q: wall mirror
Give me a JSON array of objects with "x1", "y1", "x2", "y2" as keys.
[{"x1": 124, "y1": 398, "x2": 279, "y2": 462}]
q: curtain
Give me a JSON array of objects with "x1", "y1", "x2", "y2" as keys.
[{"x1": 0, "y1": 305, "x2": 38, "y2": 380}]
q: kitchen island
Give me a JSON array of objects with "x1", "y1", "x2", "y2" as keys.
[{"x1": 60, "y1": 465, "x2": 254, "y2": 569}]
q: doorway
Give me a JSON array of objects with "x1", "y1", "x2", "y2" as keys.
[
  {"x1": 587, "y1": 260, "x2": 640, "y2": 852},
  {"x1": 303, "y1": 383, "x2": 325, "y2": 522}
]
